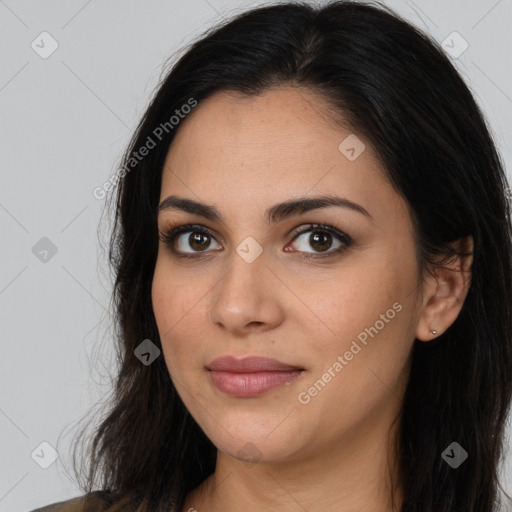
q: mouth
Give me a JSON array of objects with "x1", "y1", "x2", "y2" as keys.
[{"x1": 206, "y1": 356, "x2": 306, "y2": 397}]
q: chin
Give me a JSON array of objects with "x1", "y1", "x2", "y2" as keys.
[
  {"x1": 193, "y1": 407, "x2": 309, "y2": 464},
  {"x1": 216, "y1": 434, "x2": 300, "y2": 465}
]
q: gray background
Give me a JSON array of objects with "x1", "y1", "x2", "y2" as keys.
[{"x1": 1, "y1": 0, "x2": 511, "y2": 510}]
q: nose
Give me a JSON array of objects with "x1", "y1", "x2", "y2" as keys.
[{"x1": 209, "y1": 245, "x2": 285, "y2": 336}]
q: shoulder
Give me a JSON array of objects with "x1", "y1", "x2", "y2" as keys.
[{"x1": 29, "y1": 491, "x2": 115, "y2": 512}]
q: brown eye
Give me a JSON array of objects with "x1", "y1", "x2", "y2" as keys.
[
  {"x1": 160, "y1": 224, "x2": 222, "y2": 257},
  {"x1": 308, "y1": 231, "x2": 333, "y2": 252},
  {"x1": 187, "y1": 232, "x2": 211, "y2": 251},
  {"x1": 173, "y1": 230, "x2": 222, "y2": 253},
  {"x1": 288, "y1": 224, "x2": 352, "y2": 257}
]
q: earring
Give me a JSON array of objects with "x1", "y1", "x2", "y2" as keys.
[{"x1": 431, "y1": 330, "x2": 437, "y2": 336}]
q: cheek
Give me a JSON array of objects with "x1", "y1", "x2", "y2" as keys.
[
  {"x1": 152, "y1": 262, "x2": 188, "y2": 365},
  {"x1": 291, "y1": 247, "x2": 417, "y2": 396},
  {"x1": 152, "y1": 256, "x2": 199, "y2": 334},
  {"x1": 151, "y1": 259, "x2": 211, "y2": 374},
  {"x1": 293, "y1": 258, "x2": 413, "y2": 347},
  {"x1": 151, "y1": 262, "x2": 176, "y2": 339}
]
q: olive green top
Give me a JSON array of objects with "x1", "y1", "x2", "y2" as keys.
[
  {"x1": 30, "y1": 491, "x2": 115, "y2": 512},
  {"x1": 29, "y1": 489, "x2": 512, "y2": 511}
]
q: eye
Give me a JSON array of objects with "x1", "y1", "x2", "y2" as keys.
[
  {"x1": 159, "y1": 223, "x2": 222, "y2": 258},
  {"x1": 159, "y1": 222, "x2": 352, "y2": 260},
  {"x1": 286, "y1": 224, "x2": 352, "y2": 258}
]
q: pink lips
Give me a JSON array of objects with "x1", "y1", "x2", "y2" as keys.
[{"x1": 207, "y1": 356, "x2": 305, "y2": 397}]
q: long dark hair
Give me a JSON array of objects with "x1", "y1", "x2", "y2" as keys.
[{"x1": 71, "y1": 1, "x2": 512, "y2": 510}]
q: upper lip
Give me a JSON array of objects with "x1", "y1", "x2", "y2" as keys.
[{"x1": 207, "y1": 356, "x2": 303, "y2": 373}]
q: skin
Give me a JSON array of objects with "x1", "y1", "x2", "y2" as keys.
[{"x1": 151, "y1": 86, "x2": 473, "y2": 512}]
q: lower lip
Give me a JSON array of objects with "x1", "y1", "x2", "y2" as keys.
[{"x1": 209, "y1": 370, "x2": 304, "y2": 397}]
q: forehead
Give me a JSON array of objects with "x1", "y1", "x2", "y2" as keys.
[
  {"x1": 159, "y1": 86, "x2": 409, "y2": 226},
  {"x1": 164, "y1": 86, "x2": 353, "y2": 166}
]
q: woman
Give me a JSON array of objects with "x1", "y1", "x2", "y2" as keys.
[{"x1": 32, "y1": 1, "x2": 512, "y2": 511}]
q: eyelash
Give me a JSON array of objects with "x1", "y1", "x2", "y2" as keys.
[{"x1": 158, "y1": 222, "x2": 353, "y2": 260}]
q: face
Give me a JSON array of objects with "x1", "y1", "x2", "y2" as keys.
[{"x1": 152, "y1": 86, "x2": 423, "y2": 465}]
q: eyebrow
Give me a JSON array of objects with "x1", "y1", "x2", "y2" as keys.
[{"x1": 158, "y1": 194, "x2": 372, "y2": 224}]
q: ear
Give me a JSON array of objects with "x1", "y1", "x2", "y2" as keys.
[{"x1": 415, "y1": 236, "x2": 473, "y2": 342}]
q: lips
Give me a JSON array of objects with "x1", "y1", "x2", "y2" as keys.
[{"x1": 207, "y1": 356, "x2": 305, "y2": 397}]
